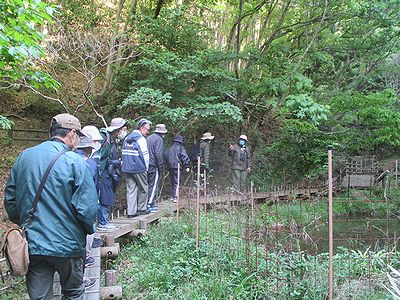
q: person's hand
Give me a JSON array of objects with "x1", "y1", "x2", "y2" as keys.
[
  {"x1": 229, "y1": 144, "x2": 234, "y2": 150},
  {"x1": 185, "y1": 167, "x2": 190, "y2": 173},
  {"x1": 247, "y1": 168, "x2": 251, "y2": 173}
]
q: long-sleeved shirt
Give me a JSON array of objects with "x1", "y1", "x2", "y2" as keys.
[
  {"x1": 146, "y1": 133, "x2": 164, "y2": 171},
  {"x1": 200, "y1": 140, "x2": 211, "y2": 169},
  {"x1": 4, "y1": 140, "x2": 98, "y2": 257}
]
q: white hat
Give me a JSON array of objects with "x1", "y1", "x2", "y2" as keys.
[
  {"x1": 82, "y1": 126, "x2": 103, "y2": 141},
  {"x1": 106, "y1": 118, "x2": 128, "y2": 132},
  {"x1": 239, "y1": 134, "x2": 248, "y2": 141},
  {"x1": 201, "y1": 132, "x2": 215, "y2": 140}
]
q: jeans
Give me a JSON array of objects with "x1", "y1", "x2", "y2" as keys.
[
  {"x1": 98, "y1": 204, "x2": 110, "y2": 225},
  {"x1": 26, "y1": 255, "x2": 84, "y2": 300}
]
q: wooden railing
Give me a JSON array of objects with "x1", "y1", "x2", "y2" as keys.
[{"x1": 1, "y1": 128, "x2": 48, "y2": 144}]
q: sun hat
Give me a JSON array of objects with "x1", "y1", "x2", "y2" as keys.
[
  {"x1": 239, "y1": 134, "x2": 248, "y2": 141},
  {"x1": 200, "y1": 132, "x2": 214, "y2": 140},
  {"x1": 82, "y1": 125, "x2": 103, "y2": 141},
  {"x1": 154, "y1": 124, "x2": 168, "y2": 134},
  {"x1": 77, "y1": 135, "x2": 95, "y2": 149},
  {"x1": 173, "y1": 135, "x2": 184, "y2": 143},
  {"x1": 106, "y1": 118, "x2": 128, "y2": 132}
]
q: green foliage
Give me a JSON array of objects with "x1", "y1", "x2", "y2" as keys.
[
  {"x1": 0, "y1": 0, "x2": 59, "y2": 89},
  {"x1": 259, "y1": 120, "x2": 333, "y2": 182},
  {"x1": 0, "y1": 115, "x2": 13, "y2": 129},
  {"x1": 116, "y1": 214, "x2": 398, "y2": 299},
  {"x1": 329, "y1": 89, "x2": 400, "y2": 154},
  {"x1": 113, "y1": 9, "x2": 242, "y2": 131},
  {"x1": 283, "y1": 94, "x2": 329, "y2": 125}
]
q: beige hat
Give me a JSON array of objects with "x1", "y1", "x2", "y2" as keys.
[
  {"x1": 52, "y1": 113, "x2": 85, "y2": 135},
  {"x1": 154, "y1": 124, "x2": 168, "y2": 134},
  {"x1": 106, "y1": 118, "x2": 127, "y2": 132},
  {"x1": 201, "y1": 132, "x2": 215, "y2": 140},
  {"x1": 239, "y1": 134, "x2": 248, "y2": 141},
  {"x1": 82, "y1": 125, "x2": 103, "y2": 141}
]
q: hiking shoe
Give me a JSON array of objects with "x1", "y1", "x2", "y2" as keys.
[
  {"x1": 97, "y1": 223, "x2": 116, "y2": 232},
  {"x1": 85, "y1": 256, "x2": 95, "y2": 268},
  {"x1": 127, "y1": 214, "x2": 138, "y2": 218},
  {"x1": 173, "y1": 198, "x2": 178, "y2": 203},
  {"x1": 149, "y1": 206, "x2": 158, "y2": 212},
  {"x1": 92, "y1": 238, "x2": 103, "y2": 248},
  {"x1": 84, "y1": 277, "x2": 96, "y2": 289},
  {"x1": 137, "y1": 209, "x2": 150, "y2": 215}
]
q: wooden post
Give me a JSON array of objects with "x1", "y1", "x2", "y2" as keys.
[
  {"x1": 8, "y1": 128, "x2": 13, "y2": 145},
  {"x1": 328, "y1": 146, "x2": 334, "y2": 300},
  {"x1": 203, "y1": 168, "x2": 207, "y2": 211},
  {"x1": 251, "y1": 181, "x2": 254, "y2": 217},
  {"x1": 396, "y1": 160, "x2": 398, "y2": 189},
  {"x1": 105, "y1": 235, "x2": 115, "y2": 247},
  {"x1": 177, "y1": 163, "x2": 180, "y2": 221},
  {"x1": 100, "y1": 286, "x2": 123, "y2": 299},
  {"x1": 196, "y1": 156, "x2": 201, "y2": 249},
  {"x1": 105, "y1": 270, "x2": 117, "y2": 286}
]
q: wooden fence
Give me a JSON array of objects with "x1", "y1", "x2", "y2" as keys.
[{"x1": 0, "y1": 128, "x2": 48, "y2": 144}]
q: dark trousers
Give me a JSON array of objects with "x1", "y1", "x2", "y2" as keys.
[
  {"x1": 147, "y1": 165, "x2": 160, "y2": 208},
  {"x1": 26, "y1": 255, "x2": 84, "y2": 300},
  {"x1": 169, "y1": 168, "x2": 181, "y2": 198}
]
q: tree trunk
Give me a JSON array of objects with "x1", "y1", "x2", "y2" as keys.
[
  {"x1": 154, "y1": 0, "x2": 164, "y2": 18},
  {"x1": 101, "y1": 0, "x2": 126, "y2": 95}
]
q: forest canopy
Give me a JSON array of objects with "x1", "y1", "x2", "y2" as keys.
[{"x1": 1, "y1": 0, "x2": 399, "y2": 183}]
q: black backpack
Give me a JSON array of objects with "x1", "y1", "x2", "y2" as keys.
[{"x1": 189, "y1": 142, "x2": 200, "y2": 162}]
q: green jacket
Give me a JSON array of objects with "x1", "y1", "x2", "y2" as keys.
[
  {"x1": 228, "y1": 144, "x2": 251, "y2": 171},
  {"x1": 4, "y1": 140, "x2": 99, "y2": 257},
  {"x1": 200, "y1": 140, "x2": 211, "y2": 169}
]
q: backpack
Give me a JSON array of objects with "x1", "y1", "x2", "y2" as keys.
[
  {"x1": 189, "y1": 142, "x2": 200, "y2": 162},
  {"x1": 98, "y1": 128, "x2": 111, "y2": 173}
]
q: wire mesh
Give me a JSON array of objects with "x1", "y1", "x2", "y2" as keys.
[{"x1": 178, "y1": 157, "x2": 400, "y2": 299}]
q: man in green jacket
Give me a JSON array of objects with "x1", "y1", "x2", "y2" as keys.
[
  {"x1": 228, "y1": 134, "x2": 251, "y2": 192},
  {"x1": 4, "y1": 113, "x2": 99, "y2": 300}
]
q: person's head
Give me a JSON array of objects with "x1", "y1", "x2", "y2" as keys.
[
  {"x1": 137, "y1": 118, "x2": 152, "y2": 137},
  {"x1": 172, "y1": 135, "x2": 184, "y2": 144},
  {"x1": 76, "y1": 135, "x2": 95, "y2": 157},
  {"x1": 107, "y1": 117, "x2": 128, "y2": 139},
  {"x1": 154, "y1": 124, "x2": 168, "y2": 138},
  {"x1": 200, "y1": 132, "x2": 215, "y2": 143},
  {"x1": 82, "y1": 125, "x2": 103, "y2": 152},
  {"x1": 238, "y1": 134, "x2": 248, "y2": 146},
  {"x1": 49, "y1": 113, "x2": 85, "y2": 150}
]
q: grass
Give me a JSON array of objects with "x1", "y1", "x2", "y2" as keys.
[{"x1": 114, "y1": 212, "x2": 399, "y2": 299}]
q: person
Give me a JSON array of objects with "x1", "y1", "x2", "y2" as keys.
[
  {"x1": 228, "y1": 134, "x2": 251, "y2": 192},
  {"x1": 81, "y1": 125, "x2": 104, "y2": 250},
  {"x1": 82, "y1": 125, "x2": 103, "y2": 163},
  {"x1": 199, "y1": 132, "x2": 214, "y2": 173},
  {"x1": 122, "y1": 118, "x2": 152, "y2": 217},
  {"x1": 75, "y1": 134, "x2": 99, "y2": 289},
  {"x1": 146, "y1": 124, "x2": 167, "y2": 211},
  {"x1": 4, "y1": 113, "x2": 98, "y2": 299},
  {"x1": 97, "y1": 118, "x2": 128, "y2": 231},
  {"x1": 164, "y1": 135, "x2": 190, "y2": 202}
]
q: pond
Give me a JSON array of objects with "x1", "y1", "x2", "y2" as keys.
[{"x1": 264, "y1": 217, "x2": 400, "y2": 254}]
